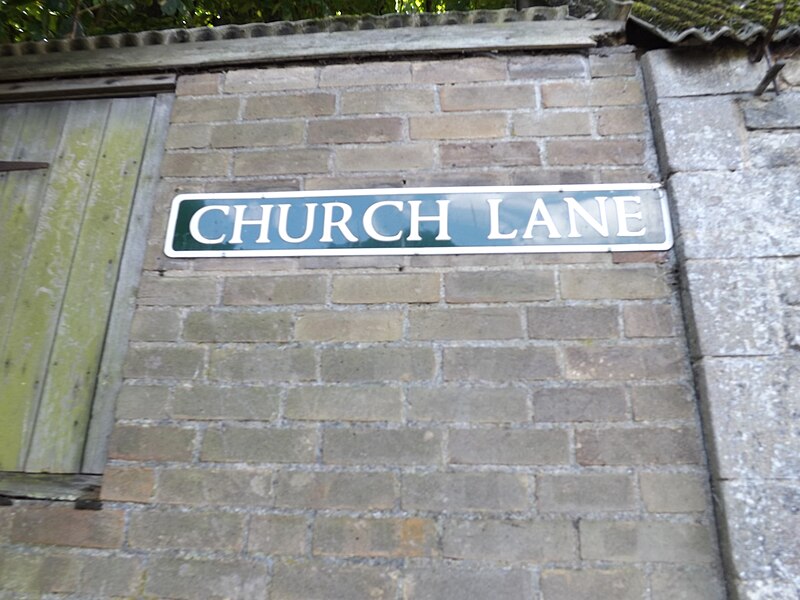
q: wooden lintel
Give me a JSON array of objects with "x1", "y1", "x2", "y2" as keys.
[
  {"x1": 0, "y1": 161, "x2": 50, "y2": 171},
  {"x1": 0, "y1": 472, "x2": 101, "y2": 502},
  {"x1": 0, "y1": 73, "x2": 176, "y2": 103}
]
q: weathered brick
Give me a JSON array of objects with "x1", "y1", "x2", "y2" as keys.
[
  {"x1": 129, "y1": 307, "x2": 182, "y2": 342},
  {"x1": 11, "y1": 507, "x2": 124, "y2": 549},
  {"x1": 509, "y1": 55, "x2": 586, "y2": 79},
  {"x1": 534, "y1": 386, "x2": 628, "y2": 422},
  {"x1": 323, "y1": 429, "x2": 442, "y2": 465},
  {"x1": 245, "y1": 92, "x2": 335, "y2": 118},
  {"x1": 144, "y1": 557, "x2": 268, "y2": 599},
  {"x1": 541, "y1": 568, "x2": 645, "y2": 600},
  {"x1": 184, "y1": 309, "x2": 292, "y2": 342},
  {"x1": 590, "y1": 51, "x2": 638, "y2": 78},
  {"x1": 591, "y1": 78, "x2": 645, "y2": 107},
  {"x1": 565, "y1": 343, "x2": 684, "y2": 380},
  {"x1": 171, "y1": 97, "x2": 239, "y2": 122},
  {"x1": 156, "y1": 468, "x2": 273, "y2": 506},
  {"x1": 138, "y1": 274, "x2": 218, "y2": 305},
  {"x1": 402, "y1": 472, "x2": 529, "y2": 512},
  {"x1": 547, "y1": 139, "x2": 645, "y2": 165},
  {"x1": 115, "y1": 384, "x2": 171, "y2": 419},
  {"x1": 409, "y1": 307, "x2": 523, "y2": 340},
  {"x1": 580, "y1": 520, "x2": 716, "y2": 563},
  {"x1": 631, "y1": 384, "x2": 695, "y2": 421},
  {"x1": 439, "y1": 141, "x2": 541, "y2": 167},
  {"x1": 410, "y1": 114, "x2": 507, "y2": 140},
  {"x1": 406, "y1": 566, "x2": 532, "y2": 600},
  {"x1": 171, "y1": 384, "x2": 280, "y2": 420},
  {"x1": 445, "y1": 269, "x2": 555, "y2": 302},
  {"x1": 224, "y1": 66, "x2": 317, "y2": 93},
  {"x1": 108, "y1": 424, "x2": 195, "y2": 461},
  {"x1": 541, "y1": 82, "x2": 590, "y2": 107},
  {"x1": 341, "y1": 88, "x2": 435, "y2": 114},
  {"x1": 449, "y1": 428, "x2": 569, "y2": 465},
  {"x1": 101, "y1": 466, "x2": 155, "y2": 503},
  {"x1": 332, "y1": 273, "x2": 439, "y2": 303},
  {"x1": 597, "y1": 106, "x2": 646, "y2": 135},
  {"x1": 407, "y1": 386, "x2": 529, "y2": 423},
  {"x1": 270, "y1": 560, "x2": 397, "y2": 600},
  {"x1": 165, "y1": 123, "x2": 212, "y2": 149},
  {"x1": 528, "y1": 305, "x2": 618, "y2": 339},
  {"x1": 538, "y1": 474, "x2": 636, "y2": 513},
  {"x1": 412, "y1": 57, "x2": 506, "y2": 83},
  {"x1": 561, "y1": 266, "x2": 669, "y2": 299},
  {"x1": 320, "y1": 61, "x2": 411, "y2": 86},
  {"x1": 210, "y1": 346, "x2": 315, "y2": 382},
  {"x1": 440, "y1": 84, "x2": 535, "y2": 111},
  {"x1": 129, "y1": 510, "x2": 244, "y2": 551},
  {"x1": 274, "y1": 471, "x2": 397, "y2": 510},
  {"x1": 577, "y1": 427, "x2": 701, "y2": 465},
  {"x1": 201, "y1": 427, "x2": 317, "y2": 463},
  {"x1": 285, "y1": 384, "x2": 402, "y2": 421},
  {"x1": 223, "y1": 274, "x2": 326, "y2": 305},
  {"x1": 513, "y1": 111, "x2": 592, "y2": 137},
  {"x1": 640, "y1": 472, "x2": 708, "y2": 513},
  {"x1": 248, "y1": 515, "x2": 307, "y2": 555},
  {"x1": 623, "y1": 303, "x2": 675, "y2": 337},
  {"x1": 78, "y1": 555, "x2": 144, "y2": 597},
  {"x1": 123, "y1": 344, "x2": 205, "y2": 379},
  {"x1": 443, "y1": 347, "x2": 560, "y2": 382},
  {"x1": 443, "y1": 519, "x2": 576, "y2": 562},
  {"x1": 211, "y1": 121, "x2": 304, "y2": 148},
  {"x1": 176, "y1": 72, "x2": 221, "y2": 95},
  {"x1": 314, "y1": 516, "x2": 437, "y2": 558},
  {"x1": 321, "y1": 347, "x2": 435, "y2": 382},
  {"x1": 335, "y1": 143, "x2": 435, "y2": 172},
  {"x1": 0, "y1": 552, "x2": 80, "y2": 594},
  {"x1": 308, "y1": 117, "x2": 404, "y2": 144},
  {"x1": 650, "y1": 566, "x2": 726, "y2": 600},
  {"x1": 296, "y1": 310, "x2": 403, "y2": 342},
  {"x1": 160, "y1": 151, "x2": 231, "y2": 177},
  {"x1": 234, "y1": 148, "x2": 330, "y2": 176}
]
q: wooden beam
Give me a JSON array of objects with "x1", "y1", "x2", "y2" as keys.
[
  {"x1": 0, "y1": 73, "x2": 176, "y2": 103},
  {"x1": 0, "y1": 472, "x2": 100, "y2": 502},
  {"x1": 0, "y1": 161, "x2": 49, "y2": 171}
]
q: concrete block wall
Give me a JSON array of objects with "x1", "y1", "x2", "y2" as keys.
[
  {"x1": 1, "y1": 49, "x2": 726, "y2": 599},
  {"x1": 643, "y1": 49, "x2": 800, "y2": 600}
]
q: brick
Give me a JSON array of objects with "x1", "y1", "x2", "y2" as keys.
[
  {"x1": 410, "y1": 114, "x2": 506, "y2": 140},
  {"x1": 513, "y1": 111, "x2": 592, "y2": 137},
  {"x1": 165, "y1": 123, "x2": 212, "y2": 149},
  {"x1": 565, "y1": 343, "x2": 685, "y2": 380},
  {"x1": 651, "y1": 566, "x2": 726, "y2": 600},
  {"x1": 342, "y1": 88, "x2": 436, "y2": 114},
  {"x1": 224, "y1": 66, "x2": 316, "y2": 93},
  {"x1": 590, "y1": 77, "x2": 645, "y2": 105},
  {"x1": 534, "y1": 386, "x2": 628, "y2": 422},
  {"x1": 402, "y1": 472, "x2": 528, "y2": 512},
  {"x1": 323, "y1": 429, "x2": 442, "y2": 466},
  {"x1": 248, "y1": 515, "x2": 307, "y2": 555},
  {"x1": 123, "y1": 344, "x2": 205, "y2": 379},
  {"x1": 171, "y1": 97, "x2": 239, "y2": 122},
  {"x1": 100, "y1": 466, "x2": 155, "y2": 503},
  {"x1": 440, "y1": 141, "x2": 541, "y2": 167},
  {"x1": 631, "y1": 384, "x2": 695, "y2": 421},
  {"x1": 314, "y1": 516, "x2": 436, "y2": 558},
  {"x1": 211, "y1": 121, "x2": 304, "y2": 148},
  {"x1": 11, "y1": 507, "x2": 124, "y2": 549},
  {"x1": 412, "y1": 57, "x2": 506, "y2": 83},
  {"x1": 184, "y1": 309, "x2": 292, "y2": 342},
  {"x1": 176, "y1": 72, "x2": 221, "y2": 95},
  {"x1": 542, "y1": 82, "x2": 590, "y2": 107},
  {"x1": 640, "y1": 473, "x2": 708, "y2": 513},
  {"x1": 333, "y1": 273, "x2": 439, "y2": 303},
  {"x1": 78, "y1": 555, "x2": 144, "y2": 597},
  {"x1": 274, "y1": 471, "x2": 397, "y2": 510},
  {"x1": 538, "y1": 474, "x2": 636, "y2": 513},
  {"x1": 443, "y1": 347, "x2": 560, "y2": 382},
  {"x1": 270, "y1": 560, "x2": 397, "y2": 600},
  {"x1": 321, "y1": 347, "x2": 435, "y2": 382},
  {"x1": 528, "y1": 305, "x2": 618, "y2": 339},
  {"x1": 443, "y1": 519, "x2": 576, "y2": 562},
  {"x1": 445, "y1": 269, "x2": 555, "y2": 302},
  {"x1": 597, "y1": 106, "x2": 646, "y2": 135},
  {"x1": 223, "y1": 274, "x2": 325, "y2": 305},
  {"x1": 406, "y1": 566, "x2": 532, "y2": 600},
  {"x1": 580, "y1": 520, "x2": 716, "y2": 563},
  {"x1": 129, "y1": 307, "x2": 182, "y2": 341},
  {"x1": 0, "y1": 552, "x2": 80, "y2": 594},
  {"x1": 234, "y1": 148, "x2": 330, "y2": 176},
  {"x1": 407, "y1": 386, "x2": 529, "y2": 423},
  {"x1": 138, "y1": 274, "x2": 218, "y2": 305},
  {"x1": 296, "y1": 310, "x2": 403, "y2": 342},
  {"x1": 308, "y1": 117, "x2": 403, "y2": 144},
  {"x1": 171, "y1": 384, "x2": 280, "y2": 420},
  {"x1": 245, "y1": 92, "x2": 335, "y2": 119},
  {"x1": 160, "y1": 151, "x2": 231, "y2": 176},
  {"x1": 590, "y1": 51, "x2": 638, "y2": 77},
  {"x1": 201, "y1": 427, "x2": 316, "y2": 463},
  {"x1": 156, "y1": 468, "x2": 273, "y2": 506},
  {"x1": 449, "y1": 428, "x2": 569, "y2": 465},
  {"x1": 320, "y1": 61, "x2": 411, "y2": 86},
  {"x1": 547, "y1": 139, "x2": 645, "y2": 165},
  {"x1": 144, "y1": 557, "x2": 268, "y2": 599},
  {"x1": 335, "y1": 143, "x2": 435, "y2": 172},
  {"x1": 210, "y1": 347, "x2": 315, "y2": 382},
  {"x1": 409, "y1": 307, "x2": 522, "y2": 340},
  {"x1": 115, "y1": 383, "x2": 171, "y2": 419},
  {"x1": 577, "y1": 427, "x2": 701, "y2": 465},
  {"x1": 561, "y1": 266, "x2": 670, "y2": 299},
  {"x1": 285, "y1": 384, "x2": 402, "y2": 421},
  {"x1": 107, "y1": 425, "x2": 195, "y2": 461},
  {"x1": 541, "y1": 568, "x2": 645, "y2": 600},
  {"x1": 623, "y1": 303, "x2": 675, "y2": 337},
  {"x1": 440, "y1": 84, "x2": 535, "y2": 111},
  {"x1": 509, "y1": 55, "x2": 586, "y2": 79}
]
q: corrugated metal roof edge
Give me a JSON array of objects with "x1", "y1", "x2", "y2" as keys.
[{"x1": 629, "y1": 15, "x2": 800, "y2": 45}]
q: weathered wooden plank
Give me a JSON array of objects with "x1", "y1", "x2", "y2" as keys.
[
  {"x1": 0, "y1": 21, "x2": 625, "y2": 82},
  {"x1": 0, "y1": 472, "x2": 100, "y2": 501},
  {"x1": 0, "y1": 100, "x2": 110, "y2": 471},
  {"x1": 26, "y1": 97, "x2": 154, "y2": 473},
  {"x1": 82, "y1": 93, "x2": 174, "y2": 474},
  {"x1": 0, "y1": 73, "x2": 176, "y2": 103},
  {"x1": 0, "y1": 161, "x2": 50, "y2": 171},
  {"x1": 0, "y1": 104, "x2": 26, "y2": 159}
]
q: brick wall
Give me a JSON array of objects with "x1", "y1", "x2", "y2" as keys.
[{"x1": 1, "y1": 49, "x2": 726, "y2": 599}]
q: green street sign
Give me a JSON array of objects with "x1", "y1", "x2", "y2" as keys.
[{"x1": 164, "y1": 184, "x2": 672, "y2": 258}]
